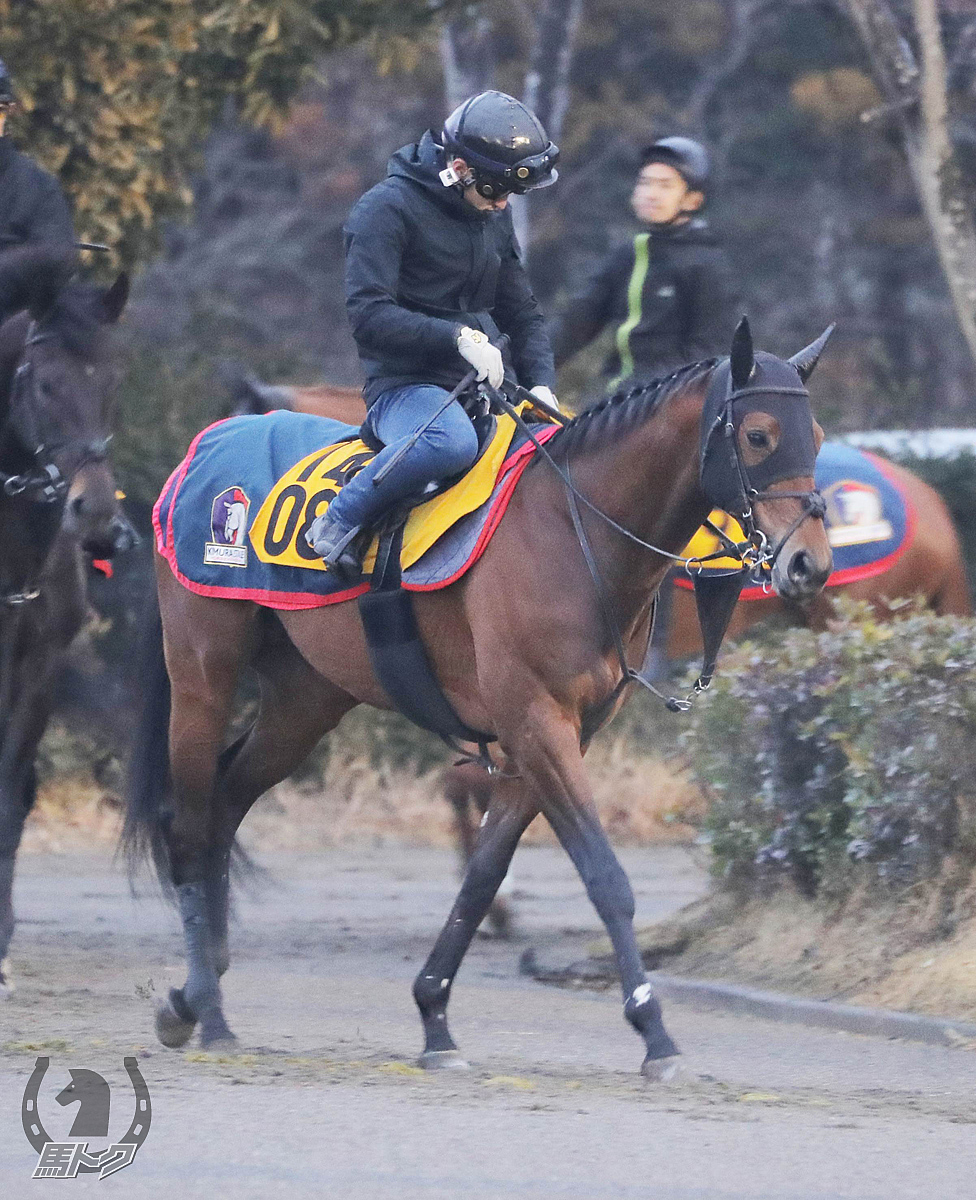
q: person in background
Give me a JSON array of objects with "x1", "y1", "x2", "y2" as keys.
[
  {"x1": 552, "y1": 137, "x2": 741, "y2": 675},
  {"x1": 551, "y1": 136, "x2": 739, "y2": 388},
  {"x1": 0, "y1": 57, "x2": 76, "y2": 323}
]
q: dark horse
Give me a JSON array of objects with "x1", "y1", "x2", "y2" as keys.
[
  {"x1": 124, "y1": 320, "x2": 833, "y2": 1078},
  {"x1": 0, "y1": 247, "x2": 135, "y2": 993}
]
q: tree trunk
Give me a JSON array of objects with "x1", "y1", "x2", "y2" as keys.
[
  {"x1": 511, "y1": 0, "x2": 584, "y2": 255},
  {"x1": 845, "y1": 0, "x2": 976, "y2": 373},
  {"x1": 439, "y1": 12, "x2": 497, "y2": 112},
  {"x1": 910, "y1": 0, "x2": 976, "y2": 370}
]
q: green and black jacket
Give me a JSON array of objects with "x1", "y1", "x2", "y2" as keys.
[{"x1": 551, "y1": 216, "x2": 740, "y2": 385}]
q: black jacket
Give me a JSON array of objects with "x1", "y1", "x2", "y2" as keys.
[
  {"x1": 0, "y1": 136, "x2": 74, "y2": 250},
  {"x1": 551, "y1": 217, "x2": 740, "y2": 384},
  {"x1": 344, "y1": 131, "x2": 556, "y2": 405}
]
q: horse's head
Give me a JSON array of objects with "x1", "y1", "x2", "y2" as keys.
[
  {"x1": 700, "y1": 318, "x2": 832, "y2": 601},
  {"x1": 1, "y1": 251, "x2": 138, "y2": 558}
]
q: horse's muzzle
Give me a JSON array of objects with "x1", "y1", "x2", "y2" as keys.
[{"x1": 772, "y1": 544, "x2": 832, "y2": 601}]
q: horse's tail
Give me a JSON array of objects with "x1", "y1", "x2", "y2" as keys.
[
  {"x1": 120, "y1": 588, "x2": 174, "y2": 889},
  {"x1": 120, "y1": 586, "x2": 264, "y2": 894}
]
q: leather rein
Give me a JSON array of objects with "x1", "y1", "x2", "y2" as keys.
[{"x1": 488, "y1": 371, "x2": 825, "y2": 713}]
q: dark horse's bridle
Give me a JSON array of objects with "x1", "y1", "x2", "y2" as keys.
[{"x1": 0, "y1": 321, "x2": 113, "y2": 606}]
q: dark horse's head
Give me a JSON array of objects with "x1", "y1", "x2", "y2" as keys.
[
  {"x1": 700, "y1": 317, "x2": 833, "y2": 601},
  {"x1": 0, "y1": 246, "x2": 137, "y2": 559}
]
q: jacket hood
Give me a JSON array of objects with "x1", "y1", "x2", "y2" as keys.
[{"x1": 387, "y1": 130, "x2": 488, "y2": 220}]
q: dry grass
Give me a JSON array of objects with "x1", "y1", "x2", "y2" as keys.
[
  {"x1": 244, "y1": 737, "x2": 704, "y2": 850},
  {"x1": 23, "y1": 741, "x2": 703, "y2": 853},
  {"x1": 633, "y1": 875, "x2": 976, "y2": 1023}
]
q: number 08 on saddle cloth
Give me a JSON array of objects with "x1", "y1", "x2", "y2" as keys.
[{"x1": 153, "y1": 409, "x2": 559, "y2": 609}]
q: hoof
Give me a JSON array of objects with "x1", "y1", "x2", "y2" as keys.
[
  {"x1": 199, "y1": 1033, "x2": 239, "y2": 1052},
  {"x1": 640, "y1": 1055, "x2": 683, "y2": 1083},
  {"x1": 487, "y1": 899, "x2": 516, "y2": 940},
  {"x1": 0, "y1": 958, "x2": 13, "y2": 997},
  {"x1": 155, "y1": 989, "x2": 196, "y2": 1049},
  {"x1": 418, "y1": 1049, "x2": 470, "y2": 1071}
]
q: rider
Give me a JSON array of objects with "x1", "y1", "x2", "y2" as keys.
[
  {"x1": 551, "y1": 136, "x2": 739, "y2": 386},
  {"x1": 308, "y1": 90, "x2": 560, "y2": 575},
  {"x1": 0, "y1": 58, "x2": 76, "y2": 323}
]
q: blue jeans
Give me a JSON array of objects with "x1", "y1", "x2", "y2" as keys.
[{"x1": 326, "y1": 384, "x2": 480, "y2": 529}]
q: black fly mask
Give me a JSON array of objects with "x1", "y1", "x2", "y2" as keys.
[{"x1": 688, "y1": 317, "x2": 833, "y2": 703}]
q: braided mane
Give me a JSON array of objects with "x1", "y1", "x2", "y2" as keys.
[{"x1": 547, "y1": 358, "x2": 719, "y2": 459}]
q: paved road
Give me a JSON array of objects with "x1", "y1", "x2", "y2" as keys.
[{"x1": 0, "y1": 844, "x2": 973, "y2": 1197}]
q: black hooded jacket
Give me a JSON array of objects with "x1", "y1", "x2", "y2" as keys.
[
  {"x1": 0, "y1": 136, "x2": 74, "y2": 250},
  {"x1": 344, "y1": 131, "x2": 556, "y2": 406},
  {"x1": 550, "y1": 216, "x2": 740, "y2": 384}
]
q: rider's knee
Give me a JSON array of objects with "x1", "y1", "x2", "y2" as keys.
[{"x1": 429, "y1": 412, "x2": 480, "y2": 474}]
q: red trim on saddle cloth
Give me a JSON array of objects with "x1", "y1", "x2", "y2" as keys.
[
  {"x1": 673, "y1": 450, "x2": 918, "y2": 601},
  {"x1": 403, "y1": 424, "x2": 559, "y2": 593},
  {"x1": 152, "y1": 420, "x2": 560, "y2": 609}
]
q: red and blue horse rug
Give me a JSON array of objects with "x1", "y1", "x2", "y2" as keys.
[
  {"x1": 154, "y1": 410, "x2": 558, "y2": 609},
  {"x1": 675, "y1": 442, "x2": 916, "y2": 599}
]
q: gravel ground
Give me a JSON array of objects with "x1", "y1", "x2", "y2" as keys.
[{"x1": 1, "y1": 843, "x2": 973, "y2": 1198}]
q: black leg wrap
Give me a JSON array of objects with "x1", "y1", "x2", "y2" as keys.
[
  {"x1": 178, "y1": 882, "x2": 235, "y2": 1045},
  {"x1": 624, "y1": 983, "x2": 679, "y2": 1060},
  {"x1": 413, "y1": 971, "x2": 458, "y2": 1054}
]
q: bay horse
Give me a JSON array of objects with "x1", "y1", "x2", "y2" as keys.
[
  {"x1": 125, "y1": 320, "x2": 832, "y2": 1077},
  {"x1": 0, "y1": 247, "x2": 135, "y2": 994}
]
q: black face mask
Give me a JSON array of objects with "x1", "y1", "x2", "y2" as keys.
[{"x1": 699, "y1": 352, "x2": 817, "y2": 517}]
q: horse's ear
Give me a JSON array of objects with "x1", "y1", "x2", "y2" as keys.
[
  {"x1": 788, "y1": 323, "x2": 835, "y2": 383},
  {"x1": 730, "y1": 316, "x2": 754, "y2": 389},
  {"x1": 101, "y1": 272, "x2": 130, "y2": 324}
]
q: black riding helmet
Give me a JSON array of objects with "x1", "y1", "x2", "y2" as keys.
[
  {"x1": 0, "y1": 58, "x2": 16, "y2": 106},
  {"x1": 641, "y1": 136, "x2": 710, "y2": 192},
  {"x1": 441, "y1": 91, "x2": 559, "y2": 200}
]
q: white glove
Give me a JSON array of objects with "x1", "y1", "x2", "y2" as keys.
[
  {"x1": 457, "y1": 327, "x2": 504, "y2": 389},
  {"x1": 529, "y1": 385, "x2": 560, "y2": 412}
]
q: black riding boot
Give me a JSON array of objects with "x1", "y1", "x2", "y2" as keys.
[{"x1": 306, "y1": 512, "x2": 365, "y2": 578}]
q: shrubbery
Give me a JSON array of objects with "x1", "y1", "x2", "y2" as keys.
[{"x1": 686, "y1": 600, "x2": 976, "y2": 898}]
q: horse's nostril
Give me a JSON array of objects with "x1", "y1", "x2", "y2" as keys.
[
  {"x1": 70, "y1": 495, "x2": 85, "y2": 516},
  {"x1": 788, "y1": 550, "x2": 812, "y2": 582}
]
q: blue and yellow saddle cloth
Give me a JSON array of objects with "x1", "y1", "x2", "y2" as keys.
[
  {"x1": 675, "y1": 442, "x2": 915, "y2": 599},
  {"x1": 154, "y1": 410, "x2": 557, "y2": 609}
]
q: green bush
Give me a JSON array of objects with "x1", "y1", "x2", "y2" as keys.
[{"x1": 686, "y1": 600, "x2": 976, "y2": 898}]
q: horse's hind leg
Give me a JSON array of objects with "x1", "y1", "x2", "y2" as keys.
[
  {"x1": 205, "y1": 615, "x2": 357, "y2": 983},
  {"x1": 443, "y1": 762, "x2": 516, "y2": 937},
  {"x1": 158, "y1": 581, "x2": 257, "y2": 1049},
  {"x1": 414, "y1": 774, "x2": 537, "y2": 1067}
]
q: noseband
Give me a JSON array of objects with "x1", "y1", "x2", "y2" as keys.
[{"x1": 0, "y1": 322, "x2": 112, "y2": 505}]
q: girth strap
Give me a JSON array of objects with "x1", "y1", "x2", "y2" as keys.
[{"x1": 358, "y1": 522, "x2": 496, "y2": 767}]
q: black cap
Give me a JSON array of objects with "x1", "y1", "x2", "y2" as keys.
[
  {"x1": 442, "y1": 91, "x2": 559, "y2": 198},
  {"x1": 641, "y1": 136, "x2": 710, "y2": 191}
]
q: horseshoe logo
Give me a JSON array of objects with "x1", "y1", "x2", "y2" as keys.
[{"x1": 22, "y1": 1056, "x2": 152, "y2": 1170}]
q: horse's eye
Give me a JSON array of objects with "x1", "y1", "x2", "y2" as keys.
[{"x1": 746, "y1": 429, "x2": 768, "y2": 449}]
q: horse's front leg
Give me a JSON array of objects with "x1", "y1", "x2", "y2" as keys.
[
  {"x1": 413, "y1": 773, "x2": 536, "y2": 1067},
  {"x1": 0, "y1": 766, "x2": 34, "y2": 994},
  {"x1": 517, "y1": 710, "x2": 681, "y2": 1079}
]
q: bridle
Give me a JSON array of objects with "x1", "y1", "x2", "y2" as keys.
[
  {"x1": 1, "y1": 321, "x2": 112, "y2": 504},
  {"x1": 488, "y1": 362, "x2": 826, "y2": 713},
  {"x1": 0, "y1": 320, "x2": 113, "y2": 606}
]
